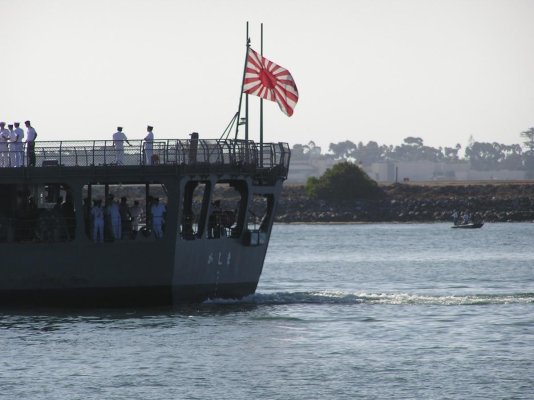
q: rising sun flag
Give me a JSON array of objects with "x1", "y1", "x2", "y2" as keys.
[{"x1": 243, "y1": 48, "x2": 299, "y2": 117}]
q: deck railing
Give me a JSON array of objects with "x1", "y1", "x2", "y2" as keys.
[{"x1": 4, "y1": 139, "x2": 290, "y2": 176}]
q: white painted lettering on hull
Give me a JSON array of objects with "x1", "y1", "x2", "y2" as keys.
[{"x1": 207, "y1": 251, "x2": 232, "y2": 266}]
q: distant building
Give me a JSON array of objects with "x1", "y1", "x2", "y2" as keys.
[
  {"x1": 287, "y1": 158, "x2": 343, "y2": 183},
  {"x1": 286, "y1": 154, "x2": 528, "y2": 184},
  {"x1": 363, "y1": 161, "x2": 527, "y2": 182}
]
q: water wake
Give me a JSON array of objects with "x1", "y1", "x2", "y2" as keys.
[{"x1": 206, "y1": 291, "x2": 534, "y2": 306}]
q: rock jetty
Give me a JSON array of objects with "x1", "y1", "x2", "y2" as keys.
[{"x1": 276, "y1": 183, "x2": 534, "y2": 223}]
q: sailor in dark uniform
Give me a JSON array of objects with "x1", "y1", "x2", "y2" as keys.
[{"x1": 25, "y1": 120, "x2": 37, "y2": 167}]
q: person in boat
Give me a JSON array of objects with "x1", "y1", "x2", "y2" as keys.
[
  {"x1": 150, "y1": 197, "x2": 166, "y2": 239},
  {"x1": 452, "y1": 210, "x2": 459, "y2": 225},
  {"x1": 462, "y1": 211, "x2": 470, "y2": 225},
  {"x1": 13, "y1": 122, "x2": 24, "y2": 167},
  {"x1": 91, "y1": 199, "x2": 104, "y2": 243},
  {"x1": 0, "y1": 122, "x2": 10, "y2": 168},
  {"x1": 25, "y1": 120, "x2": 37, "y2": 167},
  {"x1": 106, "y1": 194, "x2": 121, "y2": 240},
  {"x1": 143, "y1": 125, "x2": 154, "y2": 165},
  {"x1": 112, "y1": 126, "x2": 131, "y2": 165}
]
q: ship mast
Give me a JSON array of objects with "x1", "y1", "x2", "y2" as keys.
[
  {"x1": 235, "y1": 22, "x2": 250, "y2": 142},
  {"x1": 234, "y1": 22, "x2": 265, "y2": 167},
  {"x1": 259, "y1": 23, "x2": 264, "y2": 167}
]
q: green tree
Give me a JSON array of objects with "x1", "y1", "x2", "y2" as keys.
[
  {"x1": 520, "y1": 128, "x2": 534, "y2": 153},
  {"x1": 305, "y1": 161, "x2": 382, "y2": 202},
  {"x1": 522, "y1": 128, "x2": 534, "y2": 176},
  {"x1": 403, "y1": 136, "x2": 424, "y2": 147},
  {"x1": 465, "y1": 141, "x2": 503, "y2": 170},
  {"x1": 329, "y1": 140, "x2": 356, "y2": 159}
]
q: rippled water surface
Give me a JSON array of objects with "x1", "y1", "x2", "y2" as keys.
[{"x1": 1, "y1": 223, "x2": 534, "y2": 399}]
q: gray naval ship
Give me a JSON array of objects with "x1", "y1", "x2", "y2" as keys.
[{"x1": 0, "y1": 138, "x2": 290, "y2": 306}]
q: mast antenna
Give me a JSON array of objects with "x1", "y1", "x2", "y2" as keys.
[{"x1": 235, "y1": 22, "x2": 250, "y2": 140}]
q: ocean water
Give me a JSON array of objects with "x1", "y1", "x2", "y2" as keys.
[{"x1": 1, "y1": 223, "x2": 534, "y2": 399}]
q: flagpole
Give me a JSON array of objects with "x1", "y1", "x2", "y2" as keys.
[
  {"x1": 245, "y1": 22, "x2": 249, "y2": 149},
  {"x1": 235, "y1": 22, "x2": 250, "y2": 140},
  {"x1": 260, "y1": 23, "x2": 264, "y2": 168}
]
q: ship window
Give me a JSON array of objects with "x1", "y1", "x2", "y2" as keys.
[
  {"x1": 0, "y1": 184, "x2": 76, "y2": 243},
  {"x1": 207, "y1": 181, "x2": 246, "y2": 239},
  {"x1": 83, "y1": 183, "x2": 168, "y2": 242},
  {"x1": 181, "y1": 181, "x2": 210, "y2": 239},
  {"x1": 248, "y1": 194, "x2": 274, "y2": 233}
]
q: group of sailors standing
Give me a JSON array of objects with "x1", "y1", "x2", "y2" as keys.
[
  {"x1": 0, "y1": 120, "x2": 37, "y2": 167},
  {"x1": 112, "y1": 125, "x2": 154, "y2": 165},
  {"x1": 112, "y1": 126, "x2": 200, "y2": 166},
  {"x1": 90, "y1": 195, "x2": 166, "y2": 243}
]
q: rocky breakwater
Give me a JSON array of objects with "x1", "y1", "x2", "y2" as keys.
[{"x1": 275, "y1": 183, "x2": 534, "y2": 223}]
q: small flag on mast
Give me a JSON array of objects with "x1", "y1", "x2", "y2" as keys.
[{"x1": 243, "y1": 48, "x2": 299, "y2": 117}]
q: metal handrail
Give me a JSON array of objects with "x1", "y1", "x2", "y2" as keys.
[{"x1": 11, "y1": 139, "x2": 290, "y2": 173}]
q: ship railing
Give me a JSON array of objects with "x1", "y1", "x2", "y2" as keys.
[
  {"x1": 254, "y1": 142, "x2": 291, "y2": 178},
  {"x1": 27, "y1": 139, "x2": 290, "y2": 175}
]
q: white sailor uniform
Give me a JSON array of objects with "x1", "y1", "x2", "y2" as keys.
[
  {"x1": 113, "y1": 130, "x2": 128, "y2": 165},
  {"x1": 13, "y1": 127, "x2": 24, "y2": 167},
  {"x1": 150, "y1": 201, "x2": 166, "y2": 238},
  {"x1": 0, "y1": 128, "x2": 10, "y2": 167},
  {"x1": 143, "y1": 131, "x2": 154, "y2": 165},
  {"x1": 91, "y1": 204, "x2": 104, "y2": 243},
  {"x1": 108, "y1": 201, "x2": 122, "y2": 240}
]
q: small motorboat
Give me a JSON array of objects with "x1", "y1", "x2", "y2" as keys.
[{"x1": 451, "y1": 222, "x2": 484, "y2": 229}]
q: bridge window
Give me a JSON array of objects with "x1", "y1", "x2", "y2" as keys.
[
  {"x1": 0, "y1": 183, "x2": 76, "y2": 243},
  {"x1": 83, "y1": 183, "x2": 168, "y2": 242},
  {"x1": 181, "y1": 181, "x2": 210, "y2": 239},
  {"x1": 207, "y1": 181, "x2": 246, "y2": 239}
]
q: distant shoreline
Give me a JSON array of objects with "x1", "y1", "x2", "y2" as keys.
[{"x1": 275, "y1": 183, "x2": 534, "y2": 223}]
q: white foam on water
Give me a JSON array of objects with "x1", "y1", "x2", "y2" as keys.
[{"x1": 205, "y1": 291, "x2": 534, "y2": 306}]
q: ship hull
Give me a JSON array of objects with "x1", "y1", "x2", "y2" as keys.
[
  {"x1": 0, "y1": 138, "x2": 290, "y2": 307},
  {"x1": 0, "y1": 218, "x2": 272, "y2": 307}
]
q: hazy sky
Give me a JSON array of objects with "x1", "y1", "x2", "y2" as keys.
[{"x1": 2, "y1": 0, "x2": 534, "y2": 151}]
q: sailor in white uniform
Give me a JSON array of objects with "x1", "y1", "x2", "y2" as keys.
[
  {"x1": 143, "y1": 125, "x2": 154, "y2": 165},
  {"x1": 91, "y1": 199, "x2": 104, "y2": 243},
  {"x1": 107, "y1": 195, "x2": 122, "y2": 240},
  {"x1": 7, "y1": 124, "x2": 16, "y2": 167},
  {"x1": 112, "y1": 126, "x2": 130, "y2": 165},
  {"x1": 150, "y1": 197, "x2": 166, "y2": 239},
  {"x1": 0, "y1": 122, "x2": 10, "y2": 168},
  {"x1": 13, "y1": 122, "x2": 24, "y2": 167}
]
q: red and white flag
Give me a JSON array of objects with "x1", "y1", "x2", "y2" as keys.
[{"x1": 243, "y1": 48, "x2": 299, "y2": 117}]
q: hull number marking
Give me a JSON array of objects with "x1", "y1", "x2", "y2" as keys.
[{"x1": 208, "y1": 252, "x2": 232, "y2": 266}]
